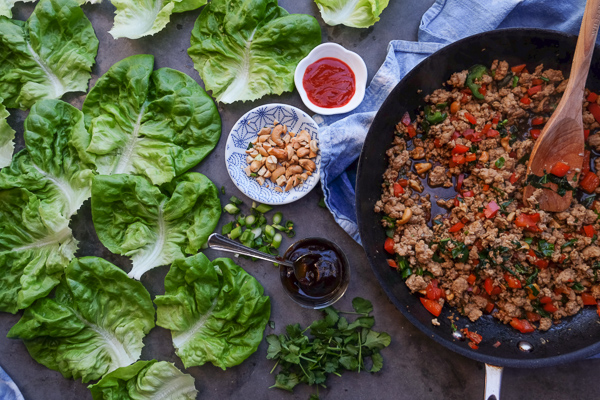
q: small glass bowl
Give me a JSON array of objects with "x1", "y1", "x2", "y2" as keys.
[{"x1": 279, "y1": 237, "x2": 350, "y2": 309}]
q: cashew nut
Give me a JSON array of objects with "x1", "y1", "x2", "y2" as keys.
[
  {"x1": 271, "y1": 166, "x2": 286, "y2": 182},
  {"x1": 310, "y1": 139, "x2": 319, "y2": 154},
  {"x1": 250, "y1": 160, "x2": 262, "y2": 172},
  {"x1": 479, "y1": 151, "x2": 489, "y2": 163},
  {"x1": 271, "y1": 124, "x2": 285, "y2": 147},
  {"x1": 297, "y1": 147, "x2": 310, "y2": 158},
  {"x1": 415, "y1": 162, "x2": 432, "y2": 175},
  {"x1": 299, "y1": 159, "x2": 316, "y2": 172},
  {"x1": 284, "y1": 178, "x2": 294, "y2": 192},
  {"x1": 286, "y1": 165, "x2": 303, "y2": 179},
  {"x1": 256, "y1": 176, "x2": 265, "y2": 186},
  {"x1": 259, "y1": 134, "x2": 270, "y2": 143},
  {"x1": 409, "y1": 180, "x2": 423, "y2": 193},
  {"x1": 397, "y1": 208, "x2": 413, "y2": 225},
  {"x1": 286, "y1": 145, "x2": 295, "y2": 160},
  {"x1": 277, "y1": 175, "x2": 287, "y2": 186},
  {"x1": 258, "y1": 166, "x2": 267, "y2": 176},
  {"x1": 506, "y1": 212, "x2": 515, "y2": 222},
  {"x1": 410, "y1": 147, "x2": 426, "y2": 160},
  {"x1": 257, "y1": 146, "x2": 268, "y2": 157},
  {"x1": 258, "y1": 127, "x2": 271, "y2": 136},
  {"x1": 244, "y1": 166, "x2": 252, "y2": 177},
  {"x1": 265, "y1": 155, "x2": 278, "y2": 171},
  {"x1": 268, "y1": 147, "x2": 287, "y2": 160},
  {"x1": 500, "y1": 137, "x2": 511, "y2": 153}
]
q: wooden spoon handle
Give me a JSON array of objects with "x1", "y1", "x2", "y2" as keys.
[{"x1": 562, "y1": 0, "x2": 600, "y2": 102}]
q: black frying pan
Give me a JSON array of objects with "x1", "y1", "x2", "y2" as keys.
[{"x1": 356, "y1": 28, "x2": 600, "y2": 370}]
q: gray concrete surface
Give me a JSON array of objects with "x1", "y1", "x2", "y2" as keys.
[{"x1": 2, "y1": 1, "x2": 600, "y2": 399}]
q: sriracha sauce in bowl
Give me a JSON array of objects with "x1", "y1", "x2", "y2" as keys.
[{"x1": 294, "y1": 43, "x2": 367, "y2": 115}]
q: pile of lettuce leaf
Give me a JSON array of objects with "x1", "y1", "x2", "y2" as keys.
[{"x1": 314, "y1": 0, "x2": 390, "y2": 28}]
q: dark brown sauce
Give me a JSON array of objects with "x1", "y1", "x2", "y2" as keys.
[{"x1": 281, "y1": 238, "x2": 346, "y2": 306}]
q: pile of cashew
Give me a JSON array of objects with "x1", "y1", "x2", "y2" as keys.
[{"x1": 243, "y1": 121, "x2": 318, "y2": 192}]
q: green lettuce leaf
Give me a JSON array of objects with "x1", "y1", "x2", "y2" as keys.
[
  {"x1": 91, "y1": 172, "x2": 221, "y2": 280},
  {"x1": 88, "y1": 360, "x2": 197, "y2": 400},
  {"x1": 0, "y1": 99, "x2": 95, "y2": 217},
  {"x1": 314, "y1": 0, "x2": 390, "y2": 28},
  {"x1": 7, "y1": 256, "x2": 155, "y2": 382},
  {"x1": 0, "y1": 188, "x2": 77, "y2": 313},
  {"x1": 0, "y1": 0, "x2": 35, "y2": 19},
  {"x1": 109, "y1": 0, "x2": 207, "y2": 40},
  {"x1": 188, "y1": 0, "x2": 321, "y2": 103},
  {"x1": 82, "y1": 54, "x2": 221, "y2": 185},
  {"x1": 155, "y1": 253, "x2": 271, "y2": 369},
  {"x1": 0, "y1": 0, "x2": 99, "y2": 109},
  {"x1": 0, "y1": 98, "x2": 15, "y2": 168}
]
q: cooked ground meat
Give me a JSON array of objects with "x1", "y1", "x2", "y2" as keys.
[{"x1": 377, "y1": 60, "x2": 600, "y2": 335}]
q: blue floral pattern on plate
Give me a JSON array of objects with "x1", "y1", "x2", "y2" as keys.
[{"x1": 225, "y1": 104, "x2": 320, "y2": 205}]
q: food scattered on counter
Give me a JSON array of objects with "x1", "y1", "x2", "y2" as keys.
[
  {"x1": 88, "y1": 360, "x2": 197, "y2": 399},
  {"x1": 222, "y1": 197, "x2": 295, "y2": 256},
  {"x1": 82, "y1": 54, "x2": 221, "y2": 186},
  {"x1": 0, "y1": 98, "x2": 15, "y2": 168},
  {"x1": 314, "y1": 0, "x2": 391, "y2": 28},
  {"x1": 188, "y1": 0, "x2": 322, "y2": 103},
  {"x1": 0, "y1": 0, "x2": 99, "y2": 109},
  {"x1": 244, "y1": 122, "x2": 318, "y2": 191},
  {"x1": 7, "y1": 257, "x2": 156, "y2": 383},
  {"x1": 303, "y1": 57, "x2": 356, "y2": 108},
  {"x1": 91, "y1": 172, "x2": 221, "y2": 280},
  {"x1": 155, "y1": 253, "x2": 271, "y2": 369},
  {"x1": 266, "y1": 297, "x2": 391, "y2": 397},
  {"x1": 376, "y1": 59, "x2": 600, "y2": 334}
]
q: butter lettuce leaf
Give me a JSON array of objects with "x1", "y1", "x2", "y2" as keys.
[
  {"x1": 91, "y1": 172, "x2": 221, "y2": 280},
  {"x1": 0, "y1": 188, "x2": 77, "y2": 313},
  {"x1": 0, "y1": 99, "x2": 95, "y2": 217},
  {"x1": 82, "y1": 54, "x2": 221, "y2": 185},
  {"x1": 155, "y1": 253, "x2": 271, "y2": 369},
  {"x1": 88, "y1": 360, "x2": 197, "y2": 400},
  {"x1": 188, "y1": 0, "x2": 321, "y2": 103},
  {"x1": 0, "y1": 99, "x2": 15, "y2": 168},
  {"x1": 0, "y1": 0, "x2": 99, "y2": 109},
  {"x1": 109, "y1": 0, "x2": 207, "y2": 40},
  {"x1": 314, "y1": 0, "x2": 390, "y2": 28},
  {"x1": 7, "y1": 257, "x2": 155, "y2": 383}
]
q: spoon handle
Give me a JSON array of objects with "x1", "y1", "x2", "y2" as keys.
[{"x1": 207, "y1": 233, "x2": 293, "y2": 267}]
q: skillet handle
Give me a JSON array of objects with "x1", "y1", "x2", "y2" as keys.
[{"x1": 484, "y1": 364, "x2": 503, "y2": 400}]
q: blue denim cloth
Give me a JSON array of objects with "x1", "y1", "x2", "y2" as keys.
[
  {"x1": 315, "y1": 0, "x2": 590, "y2": 243},
  {"x1": 0, "y1": 366, "x2": 24, "y2": 400}
]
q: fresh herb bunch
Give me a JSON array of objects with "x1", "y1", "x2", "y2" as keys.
[{"x1": 266, "y1": 298, "x2": 391, "y2": 398}]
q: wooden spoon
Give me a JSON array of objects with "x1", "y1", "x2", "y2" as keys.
[{"x1": 524, "y1": 0, "x2": 600, "y2": 212}]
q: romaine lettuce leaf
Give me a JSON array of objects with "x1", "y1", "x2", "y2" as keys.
[
  {"x1": 155, "y1": 253, "x2": 271, "y2": 369},
  {"x1": 91, "y1": 172, "x2": 221, "y2": 280},
  {"x1": 0, "y1": 0, "x2": 99, "y2": 109},
  {"x1": 0, "y1": 99, "x2": 95, "y2": 217},
  {"x1": 82, "y1": 54, "x2": 221, "y2": 185},
  {"x1": 314, "y1": 0, "x2": 390, "y2": 28},
  {"x1": 188, "y1": 0, "x2": 321, "y2": 103},
  {"x1": 109, "y1": 0, "x2": 207, "y2": 40},
  {"x1": 7, "y1": 256, "x2": 155, "y2": 383},
  {"x1": 0, "y1": 188, "x2": 77, "y2": 313},
  {"x1": 88, "y1": 360, "x2": 197, "y2": 400},
  {"x1": 0, "y1": 99, "x2": 15, "y2": 168},
  {"x1": 0, "y1": 0, "x2": 34, "y2": 19}
]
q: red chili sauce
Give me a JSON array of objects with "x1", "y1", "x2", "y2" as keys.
[{"x1": 302, "y1": 57, "x2": 355, "y2": 108}]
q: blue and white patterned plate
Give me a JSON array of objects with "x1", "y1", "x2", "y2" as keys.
[{"x1": 225, "y1": 104, "x2": 320, "y2": 205}]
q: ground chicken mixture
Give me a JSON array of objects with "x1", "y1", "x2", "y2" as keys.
[{"x1": 375, "y1": 60, "x2": 600, "y2": 335}]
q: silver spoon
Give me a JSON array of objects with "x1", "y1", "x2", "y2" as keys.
[{"x1": 207, "y1": 233, "x2": 311, "y2": 282}]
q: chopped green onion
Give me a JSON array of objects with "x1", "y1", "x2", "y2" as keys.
[
  {"x1": 229, "y1": 226, "x2": 242, "y2": 240},
  {"x1": 512, "y1": 75, "x2": 519, "y2": 88},
  {"x1": 285, "y1": 220, "x2": 294, "y2": 229},
  {"x1": 220, "y1": 186, "x2": 226, "y2": 195},
  {"x1": 265, "y1": 225, "x2": 275, "y2": 239},
  {"x1": 230, "y1": 196, "x2": 243, "y2": 205},
  {"x1": 254, "y1": 203, "x2": 273, "y2": 214},
  {"x1": 251, "y1": 227, "x2": 263, "y2": 239},
  {"x1": 245, "y1": 215, "x2": 256, "y2": 226},
  {"x1": 272, "y1": 233, "x2": 283, "y2": 249},
  {"x1": 237, "y1": 215, "x2": 246, "y2": 226},
  {"x1": 286, "y1": 230, "x2": 296, "y2": 238},
  {"x1": 240, "y1": 230, "x2": 255, "y2": 247},
  {"x1": 273, "y1": 224, "x2": 287, "y2": 231},
  {"x1": 222, "y1": 222, "x2": 234, "y2": 235},
  {"x1": 273, "y1": 212, "x2": 283, "y2": 225},
  {"x1": 224, "y1": 204, "x2": 240, "y2": 214}
]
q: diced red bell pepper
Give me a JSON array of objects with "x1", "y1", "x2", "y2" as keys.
[
  {"x1": 511, "y1": 64, "x2": 527, "y2": 74},
  {"x1": 484, "y1": 278, "x2": 494, "y2": 296},
  {"x1": 543, "y1": 302, "x2": 558, "y2": 313},
  {"x1": 426, "y1": 280, "x2": 444, "y2": 301},
  {"x1": 401, "y1": 111, "x2": 411, "y2": 126},
  {"x1": 486, "y1": 129, "x2": 500, "y2": 138},
  {"x1": 387, "y1": 259, "x2": 398, "y2": 269},
  {"x1": 465, "y1": 153, "x2": 477, "y2": 162},
  {"x1": 452, "y1": 144, "x2": 470, "y2": 154},
  {"x1": 509, "y1": 173, "x2": 518, "y2": 184},
  {"x1": 452, "y1": 154, "x2": 466, "y2": 164},
  {"x1": 449, "y1": 222, "x2": 465, "y2": 233},
  {"x1": 462, "y1": 190, "x2": 474, "y2": 198},
  {"x1": 582, "y1": 292, "x2": 597, "y2": 306},
  {"x1": 456, "y1": 173, "x2": 465, "y2": 192},
  {"x1": 454, "y1": 196, "x2": 460, "y2": 207},
  {"x1": 584, "y1": 225, "x2": 596, "y2": 238},
  {"x1": 580, "y1": 171, "x2": 600, "y2": 194},
  {"x1": 589, "y1": 102, "x2": 600, "y2": 124},
  {"x1": 464, "y1": 329, "x2": 483, "y2": 345},
  {"x1": 520, "y1": 95, "x2": 531, "y2": 105},
  {"x1": 528, "y1": 85, "x2": 542, "y2": 96},
  {"x1": 530, "y1": 129, "x2": 541, "y2": 139},
  {"x1": 531, "y1": 116, "x2": 545, "y2": 125},
  {"x1": 463, "y1": 129, "x2": 483, "y2": 143},
  {"x1": 434, "y1": 138, "x2": 442, "y2": 148},
  {"x1": 535, "y1": 259, "x2": 550, "y2": 269},
  {"x1": 484, "y1": 201, "x2": 500, "y2": 218},
  {"x1": 491, "y1": 286, "x2": 503, "y2": 296},
  {"x1": 510, "y1": 318, "x2": 535, "y2": 333},
  {"x1": 526, "y1": 311, "x2": 541, "y2": 322},
  {"x1": 468, "y1": 342, "x2": 479, "y2": 350},
  {"x1": 585, "y1": 129, "x2": 590, "y2": 141},
  {"x1": 398, "y1": 179, "x2": 408, "y2": 187},
  {"x1": 483, "y1": 184, "x2": 490, "y2": 191},
  {"x1": 531, "y1": 78, "x2": 544, "y2": 86},
  {"x1": 464, "y1": 112, "x2": 477, "y2": 125},
  {"x1": 467, "y1": 274, "x2": 477, "y2": 285},
  {"x1": 597, "y1": 303, "x2": 600, "y2": 318},
  {"x1": 550, "y1": 161, "x2": 570, "y2": 177},
  {"x1": 384, "y1": 237, "x2": 395, "y2": 254},
  {"x1": 394, "y1": 182, "x2": 404, "y2": 197},
  {"x1": 582, "y1": 151, "x2": 591, "y2": 175},
  {"x1": 407, "y1": 125, "x2": 417, "y2": 138},
  {"x1": 478, "y1": 85, "x2": 487, "y2": 96},
  {"x1": 420, "y1": 297, "x2": 442, "y2": 317},
  {"x1": 587, "y1": 92, "x2": 598, "y2": 102},
  {"x1": 504, "y1": 273, "x2": 522, "y2": 289},
  {"x1": 461, "y1": 93, "x2": 470, "y2": 103},
  {"x1": 540, "y1": 296, "x2": 553, "y2": 304},
  {"x1": 481, "y1": 123, "x2": 492, "y2": 134},
  {"x1": 452, "y1": 130, "x2": 461, "y2": 140},
  {"x1": 515, "y1": 213, "x2": 541, "y2": 228},
  {"x1": 485, "y1": 302, "x2": 495, "y2": 313}
]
